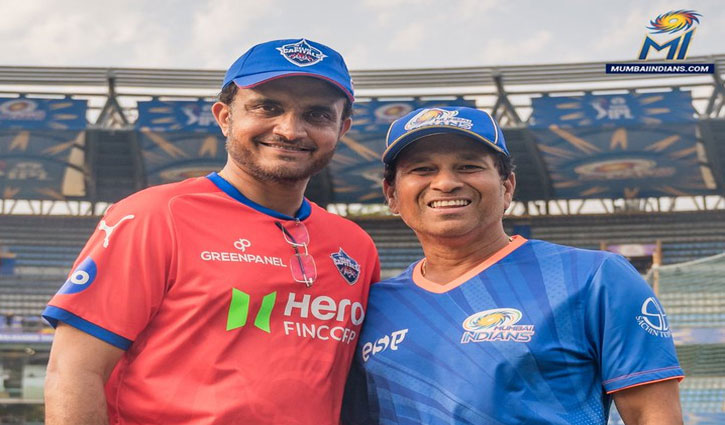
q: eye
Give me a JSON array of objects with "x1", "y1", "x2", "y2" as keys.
[
  {"x1": 459, "y1": 164, "x2": 483, "y2": 171},
  {"x1": 409, "y1": 165, "x2": 435, "y2": 174},
  {"x1": 250, "y1": 103, "x2": 281, "y2": 115},
  {"x1": 261, "y1": 104, "x2": 280, "y2": 113},
  {"x1": 306, "y1": 109, "x2": 333, "y2": 122}
]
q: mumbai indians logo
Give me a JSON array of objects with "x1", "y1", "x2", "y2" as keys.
[
  {"x1": 461, "y1": 308, "x2": 535, "y2": 344},
  {"x1": 0, "y1": 99, "x2": 45, "y2": 120},
  {"x1": 330, "y1": 248, "x2": 360, "y2": 285},
  {"x1": 277, "y1": 39, "x2": 327, "y2": 67},
  {"x1": 403, "y1": 108, "x2": 473, "y2": 131},
  {"x1": 639, "y1": 10, "x2": 701, "y2": 60}
]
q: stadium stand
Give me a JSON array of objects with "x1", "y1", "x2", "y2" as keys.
[
  {"x1": 356, "y1": 211, "x2": 725, "y2": 276},
  {"x1": 1, "y1": 57, "x2": 724, "y2": 423}
]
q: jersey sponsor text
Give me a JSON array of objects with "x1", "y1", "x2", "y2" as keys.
[{"x1": 282, "y1": 293, "x2": 365, "y2": 344}]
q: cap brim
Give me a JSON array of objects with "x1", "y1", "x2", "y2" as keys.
[
  {"x1": 382, "y1": 126, "x2": 508, "y2": 164},
  {"x1": 233, "y1": 71, "x2": 354, "y2": 102}
]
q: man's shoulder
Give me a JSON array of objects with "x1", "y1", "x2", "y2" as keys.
[
  {"x1": 525, "y1": 239, "x2": 612, "y2": 263},
  {"x1": 308, "y1": 204, "x2": 375, "y2": 243},
  {"x1": 526, "y1": 240, "x2": 643, "y2": 292},
  {"x1": 372, "y1": 266, "x2": 416, "y2": 290},
  {"x1": 111, "y1": 177, "x2": 215, "y2": 209}
]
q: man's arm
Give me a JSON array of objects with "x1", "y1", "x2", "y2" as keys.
[
  {"x1": 45, "y1": 322, "x2": 125, "y2": 425},
  {"x1": 612, "y1": 379, "x2": 683, "y2": 425}
]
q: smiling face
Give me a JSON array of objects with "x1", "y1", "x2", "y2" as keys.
[
  {"x1": 384, "y1": 134, "x2": 515, "y2": 242},
  {"x1": 212, "y1": 76, "x2": 351, "y2": 184}
]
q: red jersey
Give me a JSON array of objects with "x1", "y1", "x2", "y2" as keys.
[{"x1": 43, "y1": 173, "x2": 380, "y2": 425}]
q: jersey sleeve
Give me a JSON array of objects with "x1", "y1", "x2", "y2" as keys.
[
  {"x1": 585, "y1": 254, "x2": 684, "y2": 393},
  {"x1": 42, "y1": 196, "x2": 175, "y2": 350}
]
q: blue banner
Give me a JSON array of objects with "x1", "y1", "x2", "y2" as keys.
[
  {"x1": 529, "y1": 91, "x2": 715, "y2": 198},
  {"x1": 138, "y1": 130, "x2": 225, "y2": 186},
  {"x1": 0, "y1": 97, "x2": 87, "y2": 130},
  {"x1": 136, "y1": 100, "x2": 221, "y2": 133},
  {"x1": 0, "y1": 130, "x2": 87, "y2": 200},
  {"x1": 530, "y1": 91, "x2": 695, "y2": 128},
  {"x1": 136, "y1": 100, "x2": 225, "y2": 186},
  {"x1": 330, "y1": 98, "x2": 475, "y2": 203}
]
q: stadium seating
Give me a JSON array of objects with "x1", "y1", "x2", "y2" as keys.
[{"x1": 354, "y1": 210, "x2": 725, "y2": 274}]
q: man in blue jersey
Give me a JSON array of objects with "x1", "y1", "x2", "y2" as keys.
[{"x1": 343, "y1": 106, "x2": 684, "y2": 424}]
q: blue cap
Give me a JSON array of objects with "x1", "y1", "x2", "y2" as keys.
[
  {"x1": 382, "y1": 106, "x2": 509, "y2": 165},
  {"x1": 222, "y1": 38, "x2": 354, "y2": 102}
]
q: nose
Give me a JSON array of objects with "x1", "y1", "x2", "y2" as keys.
[
  {"x1": 429, "y1": 168, "x2": 464, "y2": 193},
  {"x1": 273, "y1": 112, "x2": 307, "y2": 142}
]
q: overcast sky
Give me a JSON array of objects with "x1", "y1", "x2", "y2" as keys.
[{"x1": 1, "y1": 0, "x2": 723, "y2": 71}]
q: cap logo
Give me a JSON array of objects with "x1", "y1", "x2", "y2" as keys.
[
  {"x1": 403, "y1": 108, "x2": 473, "y2": 131},
  {"x1": 276, "y1": 39, "x2": 327, "y2": 67}
]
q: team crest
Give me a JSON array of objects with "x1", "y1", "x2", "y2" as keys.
[
  {"x1": 277, "y1": 39, "x2": 327, "y2": 67},
  {"x1": 330, "y1": 248, "x2": 360, "y2": 285},
  {"x1": 403, "y1": 108, "x2": 473, "y2": 131},
  {"x1": 460, "y1": 308, "x2": 535, "y2": 344}
]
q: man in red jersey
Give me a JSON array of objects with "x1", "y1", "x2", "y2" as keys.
[{"x1": 43, "y1": 38, "x2": 380, "y2": 425}]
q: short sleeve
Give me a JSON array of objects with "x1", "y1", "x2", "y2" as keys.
[
  {"x1": 585, "y1": 254, "x2": 684, "y2": 393},
  {"x1": 42, "y1": 195, "x2": 175, "y2": 349}
]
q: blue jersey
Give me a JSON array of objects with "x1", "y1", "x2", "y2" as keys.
[{"x1": 344, "y1": 237, "x2": 683, "y2": 425}]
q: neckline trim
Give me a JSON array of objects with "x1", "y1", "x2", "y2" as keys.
[
  {"x1": 206, "y1": 172, "x2": 311, "y2": 220},
  {"x1": 412, "y1": 235, "x2": 527, "y2": 294}
]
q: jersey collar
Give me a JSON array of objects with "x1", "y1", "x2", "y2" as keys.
[
  {"x1": 206, "y1": 172, "x2": 311, "y2": 221},
  {"x1": 412, "y1": 235, "x2": 528, "y2": 294}
]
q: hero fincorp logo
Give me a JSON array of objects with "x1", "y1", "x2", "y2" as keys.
[
  {"x1": 404, "y1": 108, "x2": 473, "y2": 131},
  {"x1": 460, "y1": 308, "x2": 535, "y2": 343},
  {"x1": 277, "y1": 39, "x2": 326, "y2": 67},
  {"x1": 226, "y1": 289, "x2": 365, "y2": 344},
  {"x1": 636, "y1": 297, "x2": 671, "y2": 338},
  {"x1": 200, "y1": 238, "x2": 286, "y2": 267}
]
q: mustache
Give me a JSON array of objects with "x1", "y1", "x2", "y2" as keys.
[{"x1": 254, "y1": 136, "x2": 316, "y2": 150}]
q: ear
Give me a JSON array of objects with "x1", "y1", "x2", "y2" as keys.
[
  {"x1": 339, "y1": 116, "x2": 352, "y2": 139},
  {"x1": 212, "y1": 101, "x2": 231, "y2": 137},
  {"x1": 502, "y1": 172, "x2": 516, "y2": 211},
  {"x1": 382, "y1": 179, "x2": 399, "y2": 215}
]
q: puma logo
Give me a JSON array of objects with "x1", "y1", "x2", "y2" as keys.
[{"x1": 98, "y1": 215, "x2": 135, "y2": 248}]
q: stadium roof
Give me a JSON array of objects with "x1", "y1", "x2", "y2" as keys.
[{"x1": 0, "y1": 57, "x2": 724, "y2": 212}]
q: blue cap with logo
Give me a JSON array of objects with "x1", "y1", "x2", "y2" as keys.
[
  {"x1": 382, "y1": 106, "x2": 509, "y2": 165},
  {"x1": 222, "y1": 38, "x2": 354, "y2": 102}
]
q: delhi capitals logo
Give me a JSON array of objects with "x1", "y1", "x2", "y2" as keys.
[
  {"x1": 330, "y1": 248, "x2": 360, "y2": 285},
  {"x1": 277, "y1": 39, "x2": 327, "y2": 67}
]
